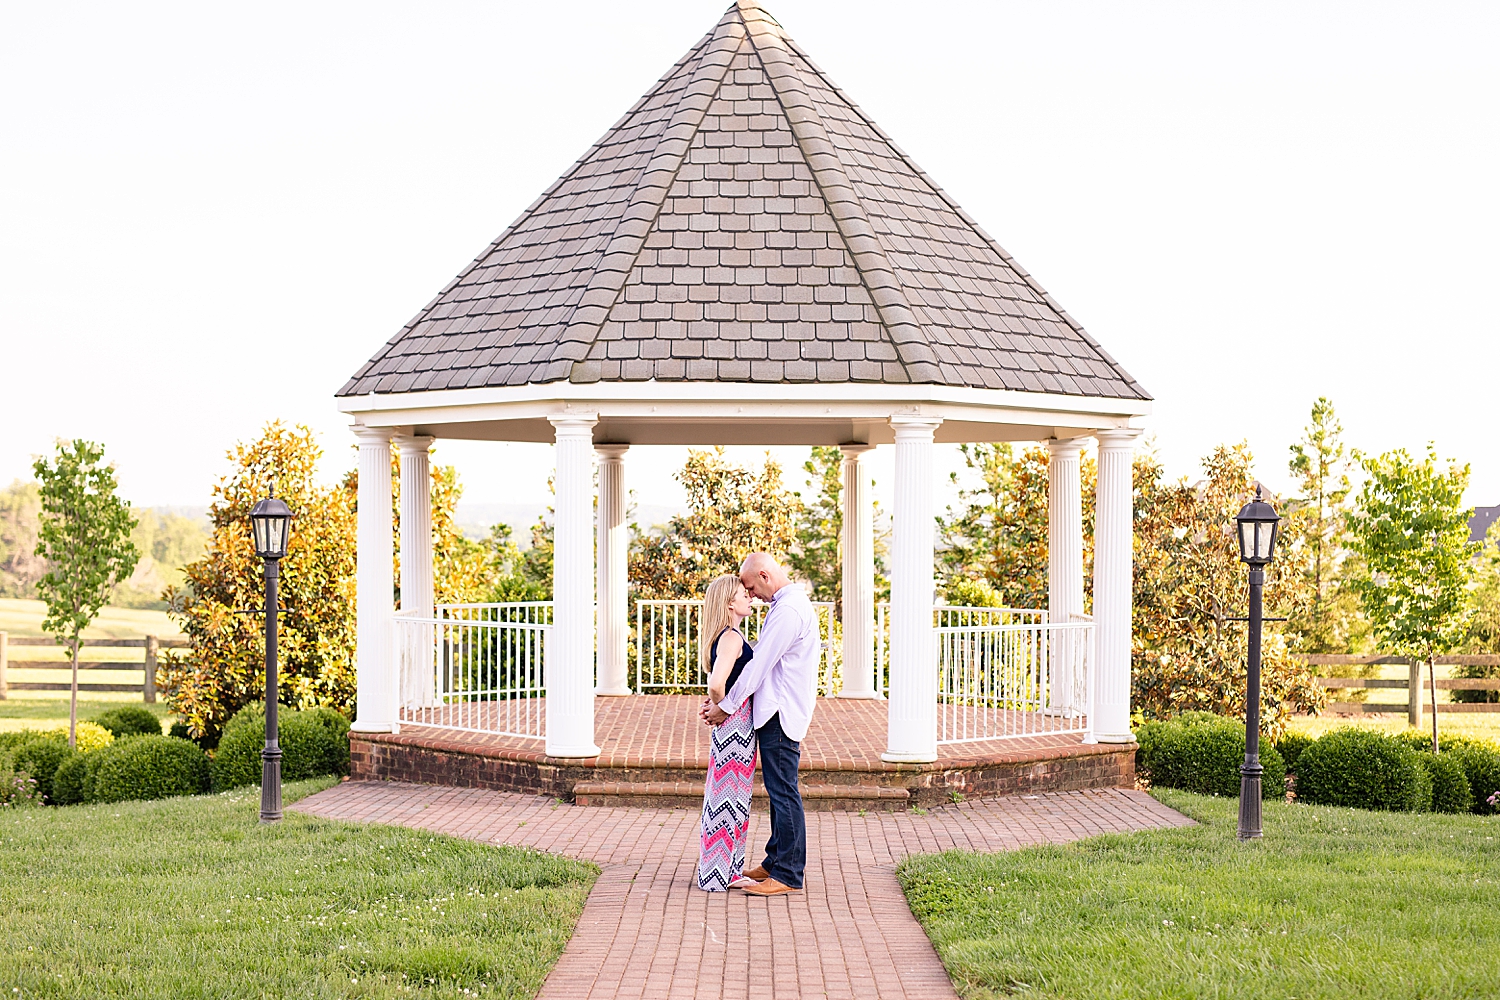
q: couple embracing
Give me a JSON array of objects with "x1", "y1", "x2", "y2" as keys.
[{"x1": 695, "y1": 552, "x2": 817, "y2": 896}]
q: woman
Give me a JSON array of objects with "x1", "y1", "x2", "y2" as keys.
[{"x1": 696, "y1": 573, "x2": 758, "y2": 892}]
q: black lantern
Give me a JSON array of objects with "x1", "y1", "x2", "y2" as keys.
[
  {"x1": 250, "y1": 487, "x2": 292, "y2": 823},
  {"x1": 1233, "y1": 485, "x2": 1279, "y2": 841},
  {"x1": 249, "y1": 495, "x2": 293, "y2": 560},
  {"x1": 1234, "y1": 487, "x2": 1280, "y2": 566}
]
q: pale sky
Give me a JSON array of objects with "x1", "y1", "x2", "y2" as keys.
[{"x1": 3, "y1": 1, "x2": 1496, "y2": 517}]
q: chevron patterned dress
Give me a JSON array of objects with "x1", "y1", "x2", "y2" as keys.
[{"x1": 697, "y1": 630, "x2": 757, "y2": 892}]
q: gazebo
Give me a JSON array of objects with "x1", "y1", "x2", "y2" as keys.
[{"x1": 337, "y1": 1, "x2": 1149, "y2": 770}]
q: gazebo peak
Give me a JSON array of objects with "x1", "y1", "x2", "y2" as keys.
[{"x1": 339, "y1": 2, "x2": 1148, "y2": 402}]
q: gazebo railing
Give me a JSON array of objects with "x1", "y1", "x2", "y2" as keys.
[
  {"x1": 874, "y1": 604, "x2": 1048, "y2": 697},
  {"x1": 392, "y1": 602, "x2": 550, "y2": 740},
  {"x1": 633, "y1": 598, "x2": 840, "y2": 696},
  {"x1": 935, "y1": 617, "x2": 1092, "y2": 744}
]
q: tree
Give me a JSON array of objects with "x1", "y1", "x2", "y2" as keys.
[
  {"x1": 160, "y1": 423, "x2": 357, "y2": 741},
  {"x1": 790, "y1": 447, "x2": 843, "y2": 606},
  {"x1": 1130, "y1": 443, "x2": 1324, "y2": 737},
  {"x1": 630, "y1": 448, "x2": 802, "y2": 601},
  {"x1": 1347, "y1": 445, "x2": 1477, "y2": 748},
  {"x1": 0, "y1": 479, "x2": 48, "y2": 598},
  {"x1": 1285, "y1": 398, "x2": 1369, "y2": 654},
  {"x1": 32, "y1": 440, "x2": 140, "y2": 747},
  {"x1": 938, "y1": 444, "x2": 1096, "y2": 610}
]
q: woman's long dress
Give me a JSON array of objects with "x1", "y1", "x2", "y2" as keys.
[{"x1": 697, "y1": 628, "x2": 757, "y2": 891}]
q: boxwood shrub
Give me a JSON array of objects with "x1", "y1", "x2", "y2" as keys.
[
  {"x1": 1413, "y1": 750, "x2": 1474, "y2": 814},
  {"x1": 1134, "y1": 712, "x2": 1286, "y2": 798},
  {"x1": 90, "y1": 736, "x2": 209, "y2": 803},
  {"x1": 210, "y1": 709, "x2": 348, "y2": 791},
  {"x1": 13, "y1": 738, "x2": 79, "y2": 804},
  {"x1": 1274, "y1": 731, "x2": 1315, "y2": 775},
  {"x1": 1449, "y1": 741, "x2": 1500, "y2": 816},
  {"x1": 51, "y1": 752, "x2": 91, "y2": 806},
  {"x1": 92, "y1": 706, "x2": 162, "y2": 738},
  {"x1": 1296, "y1": 729, "x2": 1432, "y2": 811}
]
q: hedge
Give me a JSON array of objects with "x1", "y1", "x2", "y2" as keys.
[
  {"x1": 210, "y1": 708, "x2": 350, "y2": 791},
  {"x1": 1296, "y1": 729, "x2": 1432, "y2": 812},
  {"x1": 1134, "y1": 712, "x2": 1286, "y2": 798},
  {"x1": 0, "y1": 750, "x2": 43, "y2": 807},
  {"x1": 1274, "y1": 731, "x2": 1315, "y2": 775},
  {"x1": 1414, "y1": 751, "x2": 1474, "y2": 814},
  {"x1": 13, "y1": 738, "x2": 79, "y2": 804},
  {"x1": 92, "y1": 706, "x2": 162, "y2": 738},
  {"x1": 90, "y1": 736, "x2": 210, "y2": 804}
]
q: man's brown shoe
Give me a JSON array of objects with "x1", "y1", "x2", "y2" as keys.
[
  {"x1": 741, "y1": 865, "x2": 770, "y2": 882},
  {"x1": 739, "y1": 877, "x2": 799, "y2": 896}
]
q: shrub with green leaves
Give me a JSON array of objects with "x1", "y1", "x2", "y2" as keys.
[
  {"x1": 90, "y1": 736, "x2": 209, "y2": 803},
  {"x1": 1134, "y1": 712, "x2": 1286, "y2": 799},
  {"x1": 50, "y1": 752, "x2": 92, "y2": 806},
  {"x1": 1296, "y1": 728, "x2": 1432, "y2": 811},
  {"x1": 92, "y1": 706, "x2": 162, "y2": 738},
  {"x1": 1275, "y1": 731, "x2": 1315, "y2": 775},
  {"x1": 1448, "y1": 742, "x2": 1500, "y2": 816},
  {"x1": 1413, "y1": 751, "x2": 1473, "y2": 814},
  {"x1": 210, "y1": 709, "x2": 348, "y2": 791},
  {"x1": 0, "y1": 750, "x2": 43, "y2": 808},
  {"x1": 13, "y1": 738, "x2": 79, "y2": 804}
]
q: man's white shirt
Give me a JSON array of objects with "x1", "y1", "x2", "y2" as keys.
[{"x1": 718, "y1": 583, "x2": 820, "y2": 741}]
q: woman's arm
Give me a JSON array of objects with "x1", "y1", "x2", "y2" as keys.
[{"x1": 706, "y1": 631, "x2": 743, "y2": 705}]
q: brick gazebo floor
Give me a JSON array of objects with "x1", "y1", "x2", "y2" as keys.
[
  {"x1": 294, "y1": 781, "x2": 1194, "y2": 999},
  {"x1": 354, "y1": 697, "x2": 1136, "y2": 807}
]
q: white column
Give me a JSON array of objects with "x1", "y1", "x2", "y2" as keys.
[
  {"x1": 839, "y1": 444, "x2": 878, "y2": 699},
  {"x1": 1047, "y1": 438, "x2": 1086, "y2": 715},
  {"x1": 547, "y1": 415, "x2": 601, "y2": 757},
  {"x1": 883, "y1": 417, "x2": 941, "y2": 763},
  {"x1": 395, "y1": 434, "x2": 435, "y2": 712},
  {"x1": 595, "y1": 444, "x2": 631, "y2": 696},
  {"x1": 1090, "y1": 428, "x2": 1141, "y2": 743},
  {"x1": 352, "y1": 425, "x2": 396, "y2": 733}
]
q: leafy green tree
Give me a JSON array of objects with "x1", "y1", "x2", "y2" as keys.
[
  {"x1": 939, "y1": 444, "x2": 1095, "y2": 610},
  {"x1": 1456, "y1": 522, "x2": 1500, "y2": 702},
  {"x1": 32, "y1": 440, "x2": 140, "y2": 747},
  {"x1": 790, "y1": 447, "x2": 843, "y2": 606},
  {"x1": 0, "y1": 479, "x2": 47, "y2": 598},
  {"x1": 1347, "y1": 445, "x2": 1477, "y2": 748},
  {"x1": 112, "y1": 509, "x2": 210, "y2": 609},
  {"x1": 629, "y1": 448, "x2": 802, "y2": 601},
  {"x1": 1130, "y1": 444, "x2": 1324, "y2": 737},
  {"x1": 1285, "y1": 398, "x2": 1369, "y2": 654}
]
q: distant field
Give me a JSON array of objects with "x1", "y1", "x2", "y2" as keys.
[
  {"x1": 1288, "y1": 712, "x2": 1500, "y2": 743},
  {"x1": 0, "y1": 598, "x2": 181, "y2": 640}
]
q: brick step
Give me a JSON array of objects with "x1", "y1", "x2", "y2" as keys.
[{"x1": 572, "y1": 780, "x2": 911, "y2": 811}]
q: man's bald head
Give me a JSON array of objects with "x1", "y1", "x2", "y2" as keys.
[{"x1": 739, "y1": 552, "x2": 791, "y2": 601}]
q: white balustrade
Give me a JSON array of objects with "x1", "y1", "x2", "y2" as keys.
[
  {"x1": 633, "y1": 598, "x2": 840, "y2": 696},
  {"x1": 392, "y1": 602, "x2": 551, "y2": 740},
  {"x1": 934, "y1": 617, "x2": 1093, "y2": 744}
]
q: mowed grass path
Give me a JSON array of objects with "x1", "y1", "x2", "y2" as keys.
[
  {"x1": 1, "y1": 779, "x2": 596, "y2": 999},
  {"x1": 899, "y1": 789, "x2": 1500, "y2": 999}
]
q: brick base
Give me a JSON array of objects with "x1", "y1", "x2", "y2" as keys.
[{"x1": 350, "y1": 731, "x2": 1134, "y2": 809}]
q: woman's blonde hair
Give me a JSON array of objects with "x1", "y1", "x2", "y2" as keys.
[{"x1": 698, "y1": 574, "x2": 744, "y2": 674}]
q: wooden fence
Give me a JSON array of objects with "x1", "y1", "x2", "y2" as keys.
[
  {"x1": 0, "y1": 632, "x2": 187, "y2": 703},
  {"x1": 1308, "y1": 654, "x2": 1500, "y2": 726}
]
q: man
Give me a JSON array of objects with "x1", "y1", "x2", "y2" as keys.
[{"x1": 702, "y1": 552, "x2": 820, "y2": 896}]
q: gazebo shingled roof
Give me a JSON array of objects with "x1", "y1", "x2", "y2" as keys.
[{"x1": 339, "y1": 1, "x2": 1149, "y2": 402}]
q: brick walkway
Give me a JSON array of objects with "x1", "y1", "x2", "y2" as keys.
[{"x1": 295, "y1": 782, "x2": 1193, "y2": 999}]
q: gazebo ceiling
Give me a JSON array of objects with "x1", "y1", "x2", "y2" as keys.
[{"x1": 338, "y1": 1, "x2": 1149, "y2": 408}]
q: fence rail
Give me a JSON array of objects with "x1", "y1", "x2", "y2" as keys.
[
  {"x1": 0, "y1": 632, "x2": 184, "y2": 701},
  {"x1": 1306, "y1": 653, "x2": 1500, "y2": 717}
]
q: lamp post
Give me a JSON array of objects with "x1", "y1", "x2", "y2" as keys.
[
  {"x1": 249, "y1": 489, "x2": 292, "y2": 824},
  {"x1": 1234, "y1": 486, "x2": 1280, "y2": 841}
]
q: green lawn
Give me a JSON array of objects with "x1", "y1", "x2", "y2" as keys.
[
  {"x1": 0, "y1": 598, "x2": 181, "y2": 640},
  {"x1": 1, "y1": 779, "x2": 597, "y2": 999},
  {"x1": 899, "y1": 790, "x2": 1500, "y2": 999}
]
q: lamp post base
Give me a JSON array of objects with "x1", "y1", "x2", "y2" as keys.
[
  {"x1": 1237, "y1": 767, "x2": 1262, "y2": 840},
  {"x1": 260, "y1": 748, "x2": 283, "y2": 824}
]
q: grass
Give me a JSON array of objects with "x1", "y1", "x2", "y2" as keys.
[
  {"x1": 0, "y1": 598, "x2": 181, "y2": 640},
  {"x1": 0, "y1": 779, "x2": 597, "y2": 999},
  {"x1": 899, "y1": 789, "x2": 1500, "y2": 999},
  {"x1": 0, "y1": 698, "x2": 172, "y2": 734}
]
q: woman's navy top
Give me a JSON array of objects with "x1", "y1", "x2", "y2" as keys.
[{"x1": 711, "y1": 627, "x2": 754, "y2": 697}]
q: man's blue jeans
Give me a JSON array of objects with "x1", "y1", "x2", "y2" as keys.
[{"x1": 756, "y1": 712, "x2": 805, "y2": 888}]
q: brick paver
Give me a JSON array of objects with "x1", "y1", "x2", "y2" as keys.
[{"x1": 295, "y1": 782, "x2": 1192, "y2": 999}]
